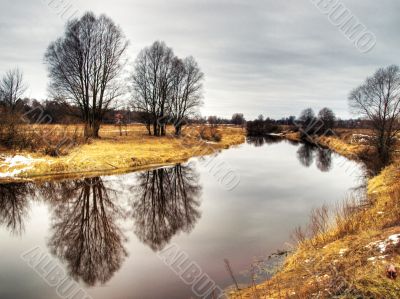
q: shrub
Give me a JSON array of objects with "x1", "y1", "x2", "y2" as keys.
[
  {"x1": 0, "y1": 122, "x2": 84, "y2": 156},
  {"x1": 199, "y1": 125, "x2": 222, "y2": 142}
]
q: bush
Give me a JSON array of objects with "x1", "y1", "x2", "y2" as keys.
[
  {"x1": 199, "y1": 125, "x2": 222, "y2": 142},
  {"x1": 0, "y1": 122, "x2": 84, "y2": 156}
]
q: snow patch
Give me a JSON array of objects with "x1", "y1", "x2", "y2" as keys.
[
  {"x1": 204, "y1": 141, "x2": 218, "y2": 144},
  {"x1": 3, "y1": 155, "x2": 38, "y2": 167},
  {"x1": 367, "y1": 234, "x2": 400, "y2": 253},
  {"x1": 0, "y1": 155, "x2": 45, "y2": 178}
]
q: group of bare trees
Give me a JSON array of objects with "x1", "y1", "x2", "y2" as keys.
[
  {"x1": 349, "y1": 65, "x2": 400, "y2": 164},
  {"x1": 298, "y1": 107, "x2": 336, "y2": 137},
  {"x1": 43, "y1": 13, "x2": 204, "y2": 138},
  {"x1": 129, "y1": 41, "x2": 204, "y2": 136}
]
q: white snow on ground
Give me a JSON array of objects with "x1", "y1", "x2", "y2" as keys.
[
  {"x1": 368, "y1": 255, "x2": 387, "y2": 261},
  {"x1": 0, "y1": 155, "x2": 45, "y2": 178},
  {"x1": 366, "y1": 234, "x2": 400, "y2": 253},
  {"x1": 204, "y1": 141, "x2": 218, "y2": 144},
  {"x1": 3, "y1": 155, "x2": 37, "y2": 167},
  {"x1": 339, "y1": 248, "x2": 348, "y2": 256},
  {"x1": 351, "y1": 134, "x2": 374, "y2": 145}
]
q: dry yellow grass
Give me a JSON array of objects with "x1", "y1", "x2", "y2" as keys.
[
  {"x1": 232, "y1": 133, "x2": 400, "y2": 299},
  {"x1": 0, "y1": 124, "x2": 245, "y2": 182}
]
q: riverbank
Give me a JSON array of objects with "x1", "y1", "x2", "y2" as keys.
[
  {"x1": 232, "y1": 131, "x2": 400, "y2": 298},
  {"x1": 0, "y1": 125, "x2": 245, "y2": 182}
]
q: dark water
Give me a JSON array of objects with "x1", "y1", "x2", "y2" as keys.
[{"x1": 0, "y1": 138, "x2": 364, "y2": 299}]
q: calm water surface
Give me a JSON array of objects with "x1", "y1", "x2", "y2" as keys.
[{"x1": 0, "y1": 138, "x2": 364, "y2": 299}]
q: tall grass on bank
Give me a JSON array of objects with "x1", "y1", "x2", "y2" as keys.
[{"x1": 0, "y1": 122, "x2": 84, "y2": 156}]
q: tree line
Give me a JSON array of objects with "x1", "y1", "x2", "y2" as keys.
[{"x1": 246, "y1": 107, "x2": 337, "y2": 137}]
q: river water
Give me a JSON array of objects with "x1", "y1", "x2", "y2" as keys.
[{"x1": 0, "y1": 137, "x2": 364, "y2": 299}]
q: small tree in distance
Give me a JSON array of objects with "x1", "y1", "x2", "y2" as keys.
[
  {"x1": 298, "y1": 108, "x2": 316, "y2": 137},
  {"x1": 0, "y1": 68, "x2": 28, "y2": 146},
  {"x1": 0, "y1": 68, "x2": 27, "y2": 113},
  {"x1": 231, "y1": 113, "x2": 245, "y2": 127},
  {"x1": 317, "y1": 107, "x2": 336, "y2": 134}
]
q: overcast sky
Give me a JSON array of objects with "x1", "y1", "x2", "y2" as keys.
[{"x1": 0, "y1": 0, "x2": 399, "y2": 119}]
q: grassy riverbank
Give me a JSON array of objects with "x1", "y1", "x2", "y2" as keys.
[
  {"x1": 0, "y1": 124, "x2": 245, "y2": 182},
  {"x1": 231, "y1": 131, "x2": 400, "y2": 298}
]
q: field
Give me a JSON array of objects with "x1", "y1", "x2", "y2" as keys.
[{"x1": 0, "y1": 124, "x2": 245, "y2": 182}]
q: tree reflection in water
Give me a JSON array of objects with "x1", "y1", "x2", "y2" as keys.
[
  {"x1": 297, "y1": 143, "x2": 315, "y2": 167},
  {"x1": 131, "y1": 163, "x2": 202, "y2": 251},
  {"x1": 0, "y1": 183, "x2": 33, "y2": 235},
  {"x1": 316, "y1": 148, "x2": 332, "y2": 172},
  {"x1": 247, "y1": 136, "x2": 283, "y2": 147},
  {"x1": 247, "y1": 137, "x2": 333, "y2": 172},
  {"x1": 45, "y1": 177, "x2": 127, "y2": 286},
  {"x1": 297, "y1": 143, "x2": 333, "y2": 171}
]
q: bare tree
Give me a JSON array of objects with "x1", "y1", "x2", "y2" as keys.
[
  {"x1": 169, "y1": 56, "x2": 204, "y2": 135},
  {"x1": 298, "y1": 108, "x2": 320, "y2": 139},
  {"x1": 349, "y1": 65, "x2": 400, "y2": 163},
  {"x1": 231, "y1": 113, "x2": 246, "y2": 127},
  {"x1": 130, "y1": 41, "x2": 203, "y2": 136},
  {"x1": 317, "y1": 107, "x2": 336, "y2": 134},
  {"x1": 44, "y1": 12, "x2": 128, "y2": 138},
  {"x1": 130, "y1": 41, "x2": 174, "y2": 136},
  {"x1": 0, "y1": 68, "x2": 27, "y2": 113}
]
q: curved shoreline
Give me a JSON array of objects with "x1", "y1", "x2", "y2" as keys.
[{"x1": 0, "y1": 126, "x2": 245, "y2": 183}]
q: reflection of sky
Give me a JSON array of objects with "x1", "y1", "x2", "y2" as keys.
[{"x1": 0, "y1": 141, "x2": 364, "y2": 299}]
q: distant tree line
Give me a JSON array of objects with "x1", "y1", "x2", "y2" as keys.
[
  {"x1": 244, "y1": 107, "x2": 380, "y2": 137},
  {"x1": 246, "y1": 108, "x2": 337, "y2": 137},
  {"x1": 246, "y1": 117, "x2": 281, "y2": 136}
]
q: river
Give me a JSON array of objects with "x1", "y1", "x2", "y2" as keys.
[{"x1": 0, "y1": 137, "x2": 364, "y2": 299}]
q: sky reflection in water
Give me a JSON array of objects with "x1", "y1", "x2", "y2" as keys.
[{"x1": 0, "y1": 138, "x2": 364, "y2": 299}]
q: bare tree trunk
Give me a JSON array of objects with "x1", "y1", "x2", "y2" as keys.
[
  {"x1": 161, "y1": 125, "x2": 165, "y2": 136},
  {"x1": 146, "y1": 122, "x2": 151, "y2": 135},
  {"x1": 84, "y1": 121, "x2": 100, "y2": 139},
  {"x1": 175, "y1": 125, "x2": 182, "y2": 136}
]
